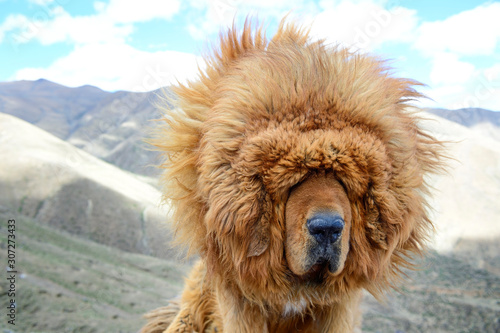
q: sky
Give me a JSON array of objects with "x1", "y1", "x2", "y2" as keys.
[{"x1": 0, "y1": 0, "x2": 499, "y2": 111}]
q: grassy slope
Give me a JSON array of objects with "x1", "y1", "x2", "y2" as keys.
[
  {"x1": 0, "y1": 213, "x2": 189, "y2": 333},
  {"x1": 0, "y1": 212, "x2": 498, "y2": 332}
]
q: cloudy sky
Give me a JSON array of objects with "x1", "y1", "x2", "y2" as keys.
[{"x1": 1, "y1": 0, "x2": 499, "y2": 110}]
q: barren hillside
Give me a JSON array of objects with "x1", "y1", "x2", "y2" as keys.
[{"x1": 0, "y1": 113, "x2": 172, "y2": 257}]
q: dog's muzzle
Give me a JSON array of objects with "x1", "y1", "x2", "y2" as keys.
[{"x1": 307, "y1": 212, "x2": 344, "y2": 273}]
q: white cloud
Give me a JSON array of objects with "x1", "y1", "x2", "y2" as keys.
[
  {"x1": 457, "y1": 65, "x2": 500, "y2": 110},
  {"x1": 414, "y1": 2, "x2": 500, "y2": 57},
  {"x1": 0, "y1": 7, "x2": 130, "y2": 46},
  {"x1": 429, "y1": 52, "x2": 475, "y2": 86},
  {"x1": 185, "y1": 0, "x2": 419, "y2": 52},
  {"x1": 13, "y1": 43, "x2": 204, "y2": 92},
  {"x1": 0, "y1": 0, "x2": 181, "y2": 46},
  {"x1": 103, "y1": 0, "x2": 181, "y2": 23},
  {"x1": 28, "y1": 0, "x2": 54, "y2": 5},
  {"x1": 0, "y1": 14, "x2": 31, "y2": 44},
  {"x1": 309, "y1": 1, "x2": 418, "y2": 51},
  {"x1": 412, "y1": 2, "x2": 500, "y2": 110},
  {"x1": 422, "y1": 64, "x2": 500, "y2": 110},
  {"x1": 36, "y1": 7, "x2": 133, "y2": 45},
  {"x1": 186, "y1": 0, "x2": 310, "y2": 40},
  {"x1": 1, "y1": 0, "x2": 188, "y2": 92}
]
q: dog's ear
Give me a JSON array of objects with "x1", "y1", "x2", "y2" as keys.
[
  {"x1": 247, "y1": 222, "x2": 270, "y2": 257},
  {"x1": 246, "y1": 193, "x2": 272, "y2": 257},
  {"x1": 362, "y1": 191, "x2": 389, "y2": 250},
  {"x1": 247, "y1": 193, "x2": 273, "y2": 257},
  {"x1": 204, "y1": 172, "x2": 272, "y2": 258}
]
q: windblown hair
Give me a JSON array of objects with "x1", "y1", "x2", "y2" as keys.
[{"x1": 150, "y1": 18, "x2": 444, "y2": 309}]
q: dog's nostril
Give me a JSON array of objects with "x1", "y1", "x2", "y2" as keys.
[{"x1": 307, "y1": 213, "x2": 344, "y2": 244}]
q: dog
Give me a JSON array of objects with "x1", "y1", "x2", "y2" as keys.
[{"x1": 141, "y1": 18, "x2": 445, "y2": 333}]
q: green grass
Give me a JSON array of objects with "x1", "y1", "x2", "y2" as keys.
[{"x1": 0, "y1": 213, "x2": 189, "y2": 333}]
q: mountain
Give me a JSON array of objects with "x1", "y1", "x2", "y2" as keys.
[
  {"x1": 0, "y1": 79, "x2": 163, "y2": 176},
  {"x1": 0, "y1": 113, "x2": 173, "y2": 257},
  {"x1": 427, "y1": 107, "x2": 500, "y2": 141},
  {"x1": 427, "y1": 107, "x2": 500, "y2": 128},
  {"x1": 67, "y1": 88, "x2": 166, "y2": 177},
  {"x1": 0, "y1": 79, "x2": 109, "y2": 139}
]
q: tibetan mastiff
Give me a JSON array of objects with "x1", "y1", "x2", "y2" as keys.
[{"x1": 141, "y1": 19, "x2": 445, "y2": 333}]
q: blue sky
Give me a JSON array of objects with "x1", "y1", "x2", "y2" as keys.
[{"x1": 0, "y1": 0, "x2": 499, "y2": 110}]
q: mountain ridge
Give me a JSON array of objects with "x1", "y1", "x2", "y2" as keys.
[{"x1": 0, "y1": 79, "x2": 162, "y2": 176}]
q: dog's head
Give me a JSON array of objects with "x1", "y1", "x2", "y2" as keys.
[{"x1": 152, "y1": 19, "x2": 445, "y2": 306}]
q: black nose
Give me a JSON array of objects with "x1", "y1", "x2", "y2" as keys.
[{"x1": 307, "y1": 213, "x2": 344, "y2": 244}]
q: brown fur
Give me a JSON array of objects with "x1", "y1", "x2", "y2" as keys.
[{"x1": 142, "y1": 18, "x2": 445, "y2": 332}]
